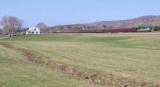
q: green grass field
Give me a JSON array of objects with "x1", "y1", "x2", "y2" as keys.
[
  {"x1": 1, "y1": 33, "x2": 160, "y2": 86},
  {"x1": 0, "y1": 36, "x2": 101, "y2": 87}
]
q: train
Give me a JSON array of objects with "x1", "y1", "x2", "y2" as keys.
[{"x1": 50, "y1": 27, "x2": 150, "y2": 33}]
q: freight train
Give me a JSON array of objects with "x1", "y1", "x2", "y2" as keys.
[{"x1": 50, "y1": 27, "x2": 150, "y2": 33}]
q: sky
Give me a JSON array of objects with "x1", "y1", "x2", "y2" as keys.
[{"x1": 0, "y1": 0, "x2": 160, "y2": 28}]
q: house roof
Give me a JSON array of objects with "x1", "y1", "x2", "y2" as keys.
[{"x1": 27, "y1": 27, "x2": 40, "y2": 31}]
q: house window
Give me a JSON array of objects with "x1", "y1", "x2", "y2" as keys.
[
  {"x1": 28, "y1": 31, "x2": 31, "y2": 34},
  {"x1": 34, "y1": 29, "x2": 36, "y2": 31},
  {"x1": 32, "y1": 32, "x2": 34, "y2": 34},
  {"x1": 36, "y1": 32, "x2": 38, "y2": 33}
]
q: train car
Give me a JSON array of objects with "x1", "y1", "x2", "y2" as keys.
[
  {"x1": 51, "y1": 31, "x2": 57, "y2": 33},
  {"x1": 69, "y1": 31, "x2": 74, "y2": 33},
  {"x1": 60, "y1": 31, "x2": 65, "y2": 33},
  {"x1": 78, "y1": 29, "x2": 104, "y2": 33},
  {"x1": 94, "y1": 29, "x2": 104, "y2": 33},
  {"x1": 103, "y1": 28, "x2": 137, "y2": 33}
]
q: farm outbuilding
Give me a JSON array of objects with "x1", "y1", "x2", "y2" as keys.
[{"x1": 26, "y1": 27, "x2": 41, "y2": 35}]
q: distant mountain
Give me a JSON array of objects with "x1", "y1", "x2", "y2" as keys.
[
  {"x1": 47, "y1": 15, "x2": 160, "y2": 32},
  {"x1": 89, "y1": 15, "x2": 160, "y2": 28}
]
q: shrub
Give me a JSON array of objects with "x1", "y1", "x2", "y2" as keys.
[{"x1": 154, "y1": 26, "x2": 160, "y2": 31}]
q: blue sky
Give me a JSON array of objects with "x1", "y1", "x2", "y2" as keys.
[{"x1": 0, "y1": 0, "x2": 160, "y2": 28}]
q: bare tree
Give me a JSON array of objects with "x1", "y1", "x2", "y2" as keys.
[
  {"x1": 36, "y1": 22, "x2": 48, "y2": 33},
  {"x1": 0, "y1": 16, "x2": 23, "y2": 37},
  {"x1": 0, "y1": 29, "x2": 3, "y2": 35},
  {"x1": 36, "y1": 22, "x2": 47, "y2": 29},
  {"x1": 2, "y1": 26, "x2": 9, "y2": 35},
  {"x1": 16, "y1": 19, "x2": 23, "y2": 32}
]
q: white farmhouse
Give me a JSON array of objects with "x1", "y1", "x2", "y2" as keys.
[{"x1": 26, "y1": 27, "x2": 41, "y2": 35}]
